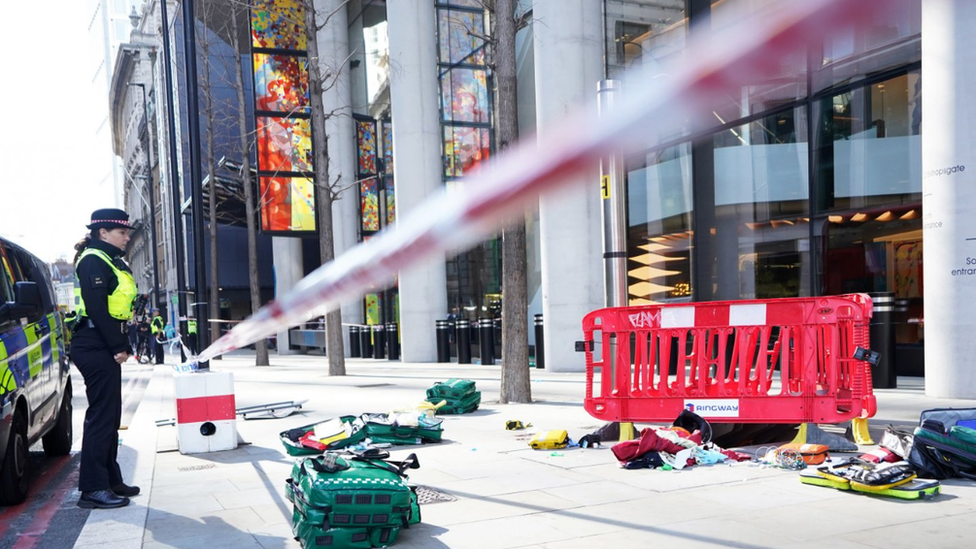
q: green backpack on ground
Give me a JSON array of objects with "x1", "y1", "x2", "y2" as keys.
[
  {"x1": 425, "y1": 378, "x2": 476, "y2": 400},
  {"x1": 287, "y1": 452, "x2": 421, "y2": 548},
  {"x1": 431, "y1": 391, "x2": 481, "y2": 415}
]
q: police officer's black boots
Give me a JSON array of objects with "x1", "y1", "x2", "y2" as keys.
[{"x1": 78, "y1": 489, "x2": 129, "y2": 509}]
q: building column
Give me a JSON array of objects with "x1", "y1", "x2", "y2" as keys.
[
  {"x1": 386, "y1": 0, "x2": 447, "y2": 362},
  {"x1": 273, "y1": 237, "x2": 303, "y2": 355},
  {"x1": 922, "y1": 0, "x2": 976, "y2": 398},
  {"x1": 317, "y1": 0, "x2": 362, "y2": 356},
  {"x1": 533, "y1": 0, "x2": 604, "y2": 372}
]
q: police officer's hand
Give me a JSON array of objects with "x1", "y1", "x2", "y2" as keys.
[{"x1": 114, "y1": 352, "x2": 129, "y2": 364}]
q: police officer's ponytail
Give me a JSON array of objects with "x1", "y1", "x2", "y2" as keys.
[{"x1": 73, "y1": 232, "x2": 96, "y2": 264}]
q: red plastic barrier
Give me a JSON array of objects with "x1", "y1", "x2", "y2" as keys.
[{"x1": 582, "y1": 295, "x2": 877, "y2": 424}]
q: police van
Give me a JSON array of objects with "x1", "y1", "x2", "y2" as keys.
[{"x1": 0, "y1": 237, "x2": 72, "y2": 505}]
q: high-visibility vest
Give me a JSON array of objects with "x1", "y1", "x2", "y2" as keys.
[
  {"x1": 74, "y1": 248, "x2": 137, "y2": 321},
  {"x1": 187, "y1": 319, "x2": 197, "y2": 334},
  {"x1": 151, "y1": 316, "x2": 164, "y2": 334}
]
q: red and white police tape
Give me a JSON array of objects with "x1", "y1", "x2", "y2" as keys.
[{"x1": 182, "y1": 0, "x2": 901, "y2": 368}]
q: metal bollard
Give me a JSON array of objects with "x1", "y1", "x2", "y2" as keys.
[
  {"x1": 386, "y1": 322, "x2": 400, "y2": 360},
  {"x1": 372, "y1": 324, "x2": 386, "y2": 359},
  {"x1": 456, "y1": 319, "x2": 472, "y2": 364},
  {"x1": 493, "y1": 317, "x2": 502, "y2": 361},
  {"x1": 868, "y1": 292, "x2": 896, "y2": 389},
  {"x1": 360, "y1": 325, "x2": 373, "y2": 358},
  {"x1": 533, "y1": 314, "x2": 545, "y2": 369},
  {"x1": 349, "y1": 325, "x2": 361, "y2": 358},
  {"x1": 435, "y1": 320, "x2": 451, "y2": 362},
  {"x1": 478, "y1": 318, "x2": 494, "y2": 365}
]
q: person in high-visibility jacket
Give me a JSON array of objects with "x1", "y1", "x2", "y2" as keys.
[
  {"x1": 71, "y1": 208, "x2": 140, "y2": 509},
  {"x1": 150, "y1": 309, "x2": 165, "y2": 364},
  {"x1": 186, "y1": 317, "x2": 198, "y2": 355}
]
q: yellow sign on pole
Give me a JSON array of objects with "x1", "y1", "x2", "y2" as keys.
[{"x1": 601, "y1": 174, "x2": 610, "y2": 199}]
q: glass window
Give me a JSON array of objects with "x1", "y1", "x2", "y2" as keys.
[
  {"x1": 814, "y1": 71, "x2": 921, "y2": 213},
  {"x1": 814, "y1": 1, "x2": 920, "y2": 93},
  {"x1": 813, "y1": 70, "x2": 923, "y2": 346},
  {"x1": 708, "y1": 0, "x2": 807, "y2": 122},
  {"x1": 605, "y1": 0, "x2": 686, "y2": 80},
  {"x1": 712, "y1": 107, "x2": 811, "y2": 299},
  {"x1": 626, "y1": 142, "x2": 694, "y2": 304}
]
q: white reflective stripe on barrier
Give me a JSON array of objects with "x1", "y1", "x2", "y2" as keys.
[
  {"x1": 183, "y1": 0, "x2": 894, "y2": 367},
  {"x1": 730, "y1": 304, "x2": 767, "y2": 327}
]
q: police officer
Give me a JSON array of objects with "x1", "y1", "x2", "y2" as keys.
[
  {"x1": 151, "y1": 309, "x2": 165, "y2": 364},
  {"x1": 186, "y1": 316, "x2": 198, "y2": 355},
  {"x1": 71, "y1": 208, "x2": 140, "y2": 509}
]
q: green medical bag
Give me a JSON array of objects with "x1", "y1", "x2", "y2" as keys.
[
  {"x1": 430, "y1": 391, "x2": 481, "y2": 415},
  {"x1": 287, "y1": 453, "x2": 421, "y2": 548},
  {"x1": 426, "y1": 378, "x2": 477, "y2": 400},
  {"x1": 362, "y1": 413, "x2": 444, "y2": 445}
]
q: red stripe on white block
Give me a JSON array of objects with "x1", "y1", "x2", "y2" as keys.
[{"x1": 177, "y1": 394, "x2": 237, "y2": 424}]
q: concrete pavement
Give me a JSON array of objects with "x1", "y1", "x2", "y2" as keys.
[{"x1": 72, "y1": 352, "x2": 976, "y2": 549}]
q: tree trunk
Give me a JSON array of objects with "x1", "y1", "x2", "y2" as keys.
[
  {"x1": 231, "y1": 6, "x2": 270, "y2": 366},
  {"x1": 200, "y1": 3, "x2": 221, "y2": 360},
  {"x1": 305, "y1": 2, "x2": 345, "y2": 375},
  {"x1": 495, "y1": 0, "x2": 531, "y2": 403}
]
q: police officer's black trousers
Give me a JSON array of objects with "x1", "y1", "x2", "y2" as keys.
[
  {"x1": 154, "y1": 339, "x2": 164, "y2": 364},
  {"x1": 71, "y1": 338, "x2": 124, "y2": 492}
]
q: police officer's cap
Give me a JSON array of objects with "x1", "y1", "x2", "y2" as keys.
[{"x1": 87, "y1": 208, "x2": 131, "y2": 230}]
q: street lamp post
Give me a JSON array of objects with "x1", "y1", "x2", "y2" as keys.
[
  {"x1": 128, "y1": 82, "x2": 161, "y2": 313},
  {"x1": 159, "y1": 0, "x2": 188, "y2": 363}
]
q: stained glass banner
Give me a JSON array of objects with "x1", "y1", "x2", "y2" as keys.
[
  {"x1": 386, "y1": 181, "x2": 396, "y2": 225},
  {"x1": 437, "y1": 9, "x2": 486, "y2": 65},
  {"x1": 253, "y1": 53, "x2": 310, "y2": 113},
  {"x1": 443, "y1": 126, "x2": 490, "y2": 177},
  {"x1": 382, "y1": 120, "x2": 394, "y2": 175},
  {"x1": 356, "y1": 118, "x2": 378, "y2": 176},
  {"x1": 251, "y1": 0, "x2": 307, "y2": 50},
  {"x1": 258, "y1": 176, "x2": 316, "y2": 232},
  {"x1": 361, "y1": 179, "x2": 379, "y2": 232},
  {"x1": 441, "y1": 68, "x2": 490, "y2": 123},
  {"x1": 251, "y1": 0, "x2": 316, "y2": 234},
  {"x1": 257, "y1": 117, "x2": 313, "y2": 173}
]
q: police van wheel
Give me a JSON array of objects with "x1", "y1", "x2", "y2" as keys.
[
  {"x1": 0, "y1": 413, "x2": 29, "y2": 505},
  {"x1": 43, "y1": 388, "x2": 73, "y2": 457}
]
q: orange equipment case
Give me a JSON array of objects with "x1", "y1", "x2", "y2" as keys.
[{"x1": 582, "y1": 294, "x2": 877, "y2": 425}]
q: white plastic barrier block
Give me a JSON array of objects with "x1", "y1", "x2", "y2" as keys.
[{"x1": 174, "y1": 370, "x2": 238, "y2": 454}]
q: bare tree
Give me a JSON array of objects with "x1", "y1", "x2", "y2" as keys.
[
  {"x1": 199, "y1": 0, "x2": 222, "y2": 359},
  {"x1": 491, "y1": 0, "x2": 531, "y2": 403},
  {"x1": 229, "y1": 4, "x2": 270, "y2": 366},
  {"x1": 303, "y1": 0, "x2": 352, "y2": 376}
]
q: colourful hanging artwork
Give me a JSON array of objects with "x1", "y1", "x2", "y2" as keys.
[
  {"x1": 385, "y1": 181, "x2": 396, "y2": 225},
  {"x1": 437, "y1": 9, "x2": 486, "y2": 65},
  {"x1": 251, "y1": 0, "x2": 307, "y2": 50},
  {"x1": 444, "y1": 126, "x2": 490, "y2": 177},
  {"x1": 365, "y1": 294, "x2": 381, "y2": 326},
  {"x1": 258, "y1": 176, "x2": 316, "y2": 232},
  {"x1": 251, "y1": 0, "x2": 315, "y2": 234},
  {"x1": 356, "y1": 119, "x2": 377, "y2": 176},
  {"x1": 361, "y1": 179, "x2": 379, "y2": 232},
  {"x1": 441, "y1": 68, "x2": 490, "y2": 123},
  {"x1": 256, "y1": 117, "x2": 313, "y2": 173},
  {"x1": 253, "y1": 53, "x2": 310, "y2": 114},
  {"x1": 382, "y1": 120, "x2": 394, "y2": 175}
]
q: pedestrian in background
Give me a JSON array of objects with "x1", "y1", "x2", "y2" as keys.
[
  {"x1": 70, "y1": 208, "x2": 141, "y2": 509},
  {"x1": 151, "y1": 309, "x2": 165, "y2": 364}
]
